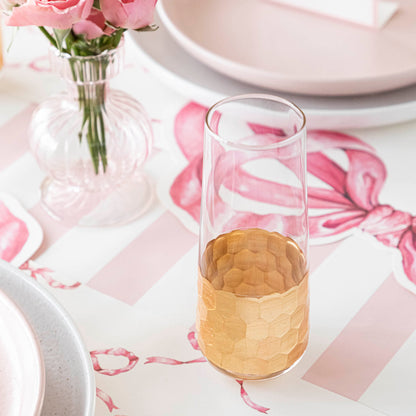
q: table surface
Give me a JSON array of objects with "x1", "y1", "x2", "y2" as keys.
[{"x1": 0, "y1": 25, "x2": 415, "y2": 416}]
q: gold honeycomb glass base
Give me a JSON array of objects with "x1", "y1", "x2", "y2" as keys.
[
  {"x1": 197, "y1": 229, "x2": 310, "y2": 380},
  {"x1": 205, "y1": 348, "x2": 307, "y2": 381}
]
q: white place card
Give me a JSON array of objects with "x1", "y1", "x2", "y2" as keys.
[{"x1": 271, "y1": 0, "x2": 399, "y2": 28}]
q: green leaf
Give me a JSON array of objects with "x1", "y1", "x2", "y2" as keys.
[
  {"x1": 93, "y1": 0, "x2": 100, "y2": 9},
  {"x1": 134, "y1": 24, "x2": 159, "y2": 32},
  {"x1": 53, "y1": 29, "x2": 71, "y2": 53},
  {"x1": 105, "y1": 20, "x2": 118, "y2": 31},
  {"x1": 111, "y1": 28, "x2": 125, "y2": 48}
]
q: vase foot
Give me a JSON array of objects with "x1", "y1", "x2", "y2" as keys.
[{"x1": 40, "y1": 173, "x2": 153, "y2": 227}]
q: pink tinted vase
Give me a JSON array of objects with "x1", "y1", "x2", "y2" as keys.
[{"x1": 29, "y1": 42, "x2": 153, "y2": 226}]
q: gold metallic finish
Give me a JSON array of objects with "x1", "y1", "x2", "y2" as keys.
[{"x1": 197, "y1": 229, "x2": 309, "y2": 379}]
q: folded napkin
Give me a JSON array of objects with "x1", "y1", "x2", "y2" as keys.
[{"x1": 270, "y1": 0, "x2": 399, "y2": 28}]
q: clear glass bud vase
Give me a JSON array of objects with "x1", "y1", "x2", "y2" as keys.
[{"x1": 29, "y1": 43, "x2": 153, "y2": 226}]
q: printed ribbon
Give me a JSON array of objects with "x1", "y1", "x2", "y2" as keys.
[
  {"x1": 20, "y1": 260, "x2": 81, "y2": 289},
  {"x1": 144, "y1": 326, "x2": 206, "y2": 365},
  {"x1": 236, "y1": 380, "x2": 270, "y2": 414},
  {"x1": 90, "y1": 347, "x2": 139, "y2": 376},
  {"x1": 96, "y1": 388, "x2": 120, "y2": 413},
  {"x1": 170, "y1": 103, "x2": 416, "y2": 293},
  {"x1": 92, "y1": 347, "x2": 138, "y2": 415},
  {"x1": 145, "y1": 326, "x2": 270, "y2": 413}
]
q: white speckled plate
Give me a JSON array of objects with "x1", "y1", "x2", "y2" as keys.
[{"x1": 0, "y1": 260, "x2": 95, "y2": 416}]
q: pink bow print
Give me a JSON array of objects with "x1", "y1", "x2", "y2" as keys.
[
  {"x1": 169, "y1": 102, "x2": 416, "y2": 292},
  {"x1": 307, "y1": 131, "x2": 416, "y2": 287}
]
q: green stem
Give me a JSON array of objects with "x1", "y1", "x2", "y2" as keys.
[
  {"x1": 87, "y1": 103, "x2": 100, "y2": 174},
  {"x1": 97, "y1": 106, "x2": 107, "y2": 171},
  {"x1": 68, "y1": 49, "x2": 112, "y2": 174},
  {"x1": 38, "y1": 26, "x2": 57, "y2": 49}
]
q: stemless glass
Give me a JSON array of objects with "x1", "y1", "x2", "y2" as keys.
[{"x1": 197, "y1": 94, "x2": 309, "y2": 380}]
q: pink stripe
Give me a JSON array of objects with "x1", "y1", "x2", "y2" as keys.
[
  {"x1": 310, "y1": 242, "x2": 341, "y2": 272},
  {"x1": 303, "y1": 274, "x2": 416, "y2": 400},
  {"x1": 87, "y1": 211, "x2": 197, "y2": 305},
  {"x1": 0, "y1": 105, "x2": 36, "y2": 169},
  {"x1": 29, "y1": 203, "x2": 70, "y2": 258}
]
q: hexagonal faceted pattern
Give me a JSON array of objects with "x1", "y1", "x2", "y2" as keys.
[
  {"x1": 246, "y1": 319, "x2": 269, "y2": 340},
  {"x1": 197, "y1": 228, "x2": 309, "y2": 379},
  {"x1": 200, "y1": 228, "x2": 307, "y2": 296}
]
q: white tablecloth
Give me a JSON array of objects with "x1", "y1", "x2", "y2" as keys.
[{"x1": 0, "y1": 24, "x2": 415, "y2": 416}]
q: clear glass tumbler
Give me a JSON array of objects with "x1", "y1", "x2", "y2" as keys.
[{"x1": 197, "y1": 94, "x2": 309, "y2": 380}]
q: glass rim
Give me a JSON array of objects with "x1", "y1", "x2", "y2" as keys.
[
  {"x1": 50, "y1": 39, "x2": 124, "y2": 62},
  {"x1": 205, "y1": 94, "x2": 306, "y2": 151}
]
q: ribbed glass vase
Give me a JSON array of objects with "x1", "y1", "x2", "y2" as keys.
[{"x1": 29, "y1": 42, "x2": 153, "y2": 226}]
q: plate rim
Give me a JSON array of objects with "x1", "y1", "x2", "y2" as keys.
[
  {"x1": 157, "y1": 0, "x2": 416, "y2": 96},
  {"x1": 127, "y1": 28, "x2": 416, "y2": 129},
  {"x1": 0, "y1": 287, "x2": 45, "y2": 416},
  {"x1": 0, "y1": 260, "x2": 96, "y2": 416}
]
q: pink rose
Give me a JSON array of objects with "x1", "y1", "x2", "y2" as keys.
[
  {"x1": 6, "y1": 0, "x2": 93, "y2": 29},
  {"x1": 73, "y1": 8, "x2": 114, "y2": 39},
  {"x1": 101, "y1": 0, "x2": 157, "y2": 30}
]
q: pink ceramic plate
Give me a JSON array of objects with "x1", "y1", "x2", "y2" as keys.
[
  {"x1": 0, "y1": 289, "x2": 45, "y2": 415},
  {"x1": 158, "y1": 0, "x2": 416, "y2": 96}
]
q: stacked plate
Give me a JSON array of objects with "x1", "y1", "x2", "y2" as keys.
[
  {"x1": 129, "y1": 0, "x2": 416, "y2": 129},
  {"x1": 0, "y1": 261, "x2": 95, "y2": 416},
  {"x1": 0, "y1": 288, "x2": 44, "y2": 415}
]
